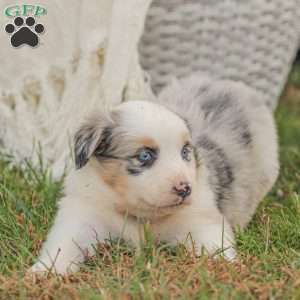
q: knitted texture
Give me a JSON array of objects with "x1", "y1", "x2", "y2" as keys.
[{"x1": 140, "y1": 0, "x2": 300, "y2": 109}]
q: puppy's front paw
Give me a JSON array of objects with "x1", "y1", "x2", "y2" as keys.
[
  {"x1": 188, "y1": 221, "x2": 237, "y2": 261},
  {"x1": 213, "y1": 245, "x2": 237, "y2": 261},
  {"x1": 30, "y1": 258, "x2": 80, "y2": 275},
  {"x1": 26, "y1": 262, "x2": 52, "y2": 279},
  {"x1": 191, "y1": 241, "x2": 237, "y2": 261}
]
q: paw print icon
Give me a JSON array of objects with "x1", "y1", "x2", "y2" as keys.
[{"x1": 5, "y1": 16, "x2": 45, "y2": 48}]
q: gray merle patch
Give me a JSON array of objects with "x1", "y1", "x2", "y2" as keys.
[
  {"x1": 201, "y1": 94, "x2": 252, "y2": 146},
  {"x1": 197, "y1": 135, "x2": 234, "y2": 211}
]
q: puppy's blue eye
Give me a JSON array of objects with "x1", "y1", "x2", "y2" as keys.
[
  {"x1": 137, "y1": 149, "x2": 155, "y2": 165},
  {"x1": 182, "y1": 144, "x2": 192, "y2": 161}
]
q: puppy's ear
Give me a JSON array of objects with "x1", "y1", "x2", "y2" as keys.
[{"x1": 74, "y1": 112, "x2": 114, "y2": 169}]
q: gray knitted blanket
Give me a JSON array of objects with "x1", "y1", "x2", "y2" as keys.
[{"x1": 140, "y1": 0, "x2": 300, "y2": 109}]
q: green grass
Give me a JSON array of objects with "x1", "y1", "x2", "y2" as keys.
[{"x1": 0, "y1": 66, "x2": 300, "y2": 299}]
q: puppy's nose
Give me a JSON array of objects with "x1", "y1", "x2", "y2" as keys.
[{"x1": 173, "y1": 182, "x2": 192, "y2": 199}]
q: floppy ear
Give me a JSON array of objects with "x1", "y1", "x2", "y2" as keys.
[{"x1": 74, "y1": 113, "x2": 114, "y2": 169}]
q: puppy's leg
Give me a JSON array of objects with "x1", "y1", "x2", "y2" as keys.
[
  {"x1": 31, "y1": 199, "x2": 108, "y2": 275},
  {"x1": 189, "y1": 212, "x2": 236, "y2": 260},
  {"x1": 157, "y1": 206, "x2": 236, "y2": 260}
]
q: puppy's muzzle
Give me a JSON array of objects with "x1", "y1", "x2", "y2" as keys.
[{"x1": 173, "y1": 182, "x2": 192, "y2": 199}]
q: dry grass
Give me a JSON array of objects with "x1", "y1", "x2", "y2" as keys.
[{"x1": 0, "y1": 65, "x2": 300, "y2": 299}]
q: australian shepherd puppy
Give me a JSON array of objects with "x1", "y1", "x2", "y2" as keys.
[{"x1": 31, "y1": 75, "x2": 279, "y2": 274}]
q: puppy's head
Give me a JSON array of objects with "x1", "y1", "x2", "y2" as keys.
[{"x1": 74, "y1": 101, "x2": 199, "y2": 219}]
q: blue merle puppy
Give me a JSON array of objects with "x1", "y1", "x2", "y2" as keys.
[{"x1": 31, "y1": 75, "x2": 279, "y2": 275}]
